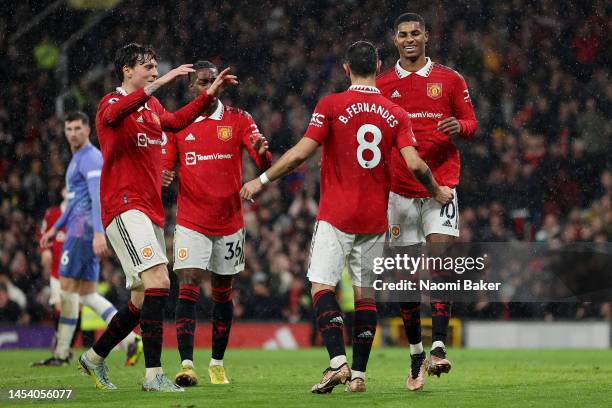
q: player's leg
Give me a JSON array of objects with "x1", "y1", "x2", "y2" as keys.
[
  {"x1": 422, "y1": 190, "x2": 459, "y2": 376},
  {"x1": 172, "y1": 224, "x2": 210, "y2": 386},
  {"x1": 80, "y1": 288, "x2": 143, "y2": 389},
  {"x1": 207, "y1": 227, "x2": 244, "y2": 384},
  {"x1": 307, "y1": 221, "x2": 351, "y2": 394},
  {"x1": 174, "y1": 268, "x2": 204, "y2": 386},
  {"x1": 79, "y1": 210, "x2": 179, "y2": 391},
  {"x1": 388, "y1": 192, "x2": 427, "y2": 389},
  {"x1": 345, "y1": 233, "x2": 384, "y2": 393},
  {"x1": 31, "y1": 270, "x2": 80, "y2": 366},
  {"x1": 208, "y1": 273, "x2": 233, "y2": 384},
  {"x1": 79, "y1": 278, "x2": 142, "y2": 366},
  {"x1": 138, "y1": 217, "x2": 182, "y2": 392}
]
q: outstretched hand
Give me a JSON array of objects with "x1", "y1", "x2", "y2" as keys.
[{"x1": 206, "y1": 67, "x2": 239, "y2": 98}]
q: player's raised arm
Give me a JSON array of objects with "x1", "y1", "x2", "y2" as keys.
[
  {"x1": 158, "y1": 67, "x2": 238, "y2": 132},
  {"x1": 240, "y1": 137, "x2": 319, "y2": 201}
]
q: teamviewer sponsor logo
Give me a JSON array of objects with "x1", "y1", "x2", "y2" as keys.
[
  {"x1": 185, "y1": 152, "x2": 197, "y2": 166},
  {"x1": 407, "y1": 111, "x2": 444, "y2": 119},
  {"x1": 137, "y1": 133, "x2": 148, "y2": 147}
]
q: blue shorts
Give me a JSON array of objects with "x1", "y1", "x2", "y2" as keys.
[{"x1": 59, "y1": 236, "x2": 100, "y2": 281}]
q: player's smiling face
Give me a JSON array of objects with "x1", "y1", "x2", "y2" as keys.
[
  {"x1": 394, "y1": 21, "x2": 428, "y2": 60},
  {"x1": 64, "y1": 119, "x2": 90, "y2": 151},
  {"x1": 124, "y1": 57, "x2": 158, "y2": 89}
]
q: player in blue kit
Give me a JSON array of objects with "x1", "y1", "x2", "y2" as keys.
[{"x1": 34, "y1": 112, "x2": 142, "y2": 367}]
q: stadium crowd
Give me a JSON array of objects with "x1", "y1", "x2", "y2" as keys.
[{"x1": 0, "y1": 0, "x2": 610, "y2": 325}]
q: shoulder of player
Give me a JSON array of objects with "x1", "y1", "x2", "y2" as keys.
[
  {"x1": 432, "y1": 63, "x2": 465, "y2": 82},
  {"x1": 224, "y1": 105, "x2": 253, "y2": 121},
  {"x1": 376, "y1": 66, "x2": 396, "y2": 82}
]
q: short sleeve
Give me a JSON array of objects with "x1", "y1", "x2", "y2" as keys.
[{"x1": 304, "y1": 97, "x2": 332, "y2": 144}]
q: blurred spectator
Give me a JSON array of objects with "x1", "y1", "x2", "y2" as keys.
[{"x1": 0, "y1": 283, "x2": 22, "y2": 323}]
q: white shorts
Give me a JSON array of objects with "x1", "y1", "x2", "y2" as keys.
[
  {"x1": 106, "y1": 209, "x2": 168, "y2": 289},
  {"x1": 174, "y1": 225, "x2": 245, "y2": 275},
  {"x1": 307, "y1": 220, "x2": 385, "y2": 288},
  {"x1": 49, "y1": 276, "x2": 60, "y2": 306},
  {"x1": 388, "y1": 190, "x2": 459, "y2": 246}
]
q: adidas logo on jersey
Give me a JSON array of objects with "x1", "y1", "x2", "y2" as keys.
[
  {"x1": 185, "y1": 133, "x2": 196, "y2": 141},
  {"x1": 391, "y1": 90, "x2": 401, "y2": 98},
  {"x1": 330, "y1": 316, "x2": 344, "y2": 325},
  {"x1": 443, "y1": 219, "x2": 453, "y2": 227},
  {"x1": 136, "y1": 115, "x2": 144, "y2": 123},
  {"x1": 357, "y1": 330, "x2": 374, "y2": 338}
]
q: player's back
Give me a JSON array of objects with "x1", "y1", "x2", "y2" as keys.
[{"x1": 304, "y1": 85, "x2": 416, "y2": 234}]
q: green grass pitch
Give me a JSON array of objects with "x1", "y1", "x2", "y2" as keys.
[{"x1": 1, "y1": 348, "x2": 611, "y2": 407}]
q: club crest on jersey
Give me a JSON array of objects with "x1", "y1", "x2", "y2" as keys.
[
  {"x1": 427, "y1": 83, "x2": 443, "y2": 100},
  {"x1": 141, "y1": 245, "x2": 154, "y2": 260},
  {"x1": 177, "y1": 248, "x2": 188, "y2": 260},
  {"x1": 217, "y1": 126, "x2": 232, "y2": 142},
  {"x1": 390, "y1": 224, "x2": 401, "y2": 239}
]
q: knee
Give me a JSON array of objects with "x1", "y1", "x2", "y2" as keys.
[
  {"x1": 141, "y1": 264, "x2": 170, "y2": 289},
  {"x1": 178, "y1": 268, "x2": 204, "y2": 286}
]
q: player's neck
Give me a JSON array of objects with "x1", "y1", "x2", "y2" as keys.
[
  {"x1": 71, "y1": 141, "x2": 90, "y2": 154},
  {"x1": 121, "y1": 82, "x2": 139, "y2": 94},
  {"x1": 399, "y1": 54, "x2": 428, "y2": 73},
  {"x1": 350, "y1": 76, "x2": 376, "y2": 88}
]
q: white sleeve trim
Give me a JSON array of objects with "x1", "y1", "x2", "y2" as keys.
[{"x1": 87, "y1": 170, "x2": 102, "y2": 179}]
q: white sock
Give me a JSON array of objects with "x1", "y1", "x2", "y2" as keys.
[
  {"x1": 182, "y1": 359, "x2": 194, "y2": 368},
  {"x1": 145, "y1": 367, "x2": 164, "y2": 381},
  {"x1": 209, "y1": 358, "x2": 223, "y2": 367},
  {"x1": 330, "y1": 355, "x2": 347, "y2": 369},
  {"x1": 351, "y1": 370, "x2": 365, "y2": 381},
  {"x1": 410, "y1": 342, "x2": 424, "y2": 355},
  {"x1": 431, "y1": 341, "x2": 446, "y2": 351},
  {"x1": 80, "y1": 293, "x2": 117, "y2": 323},
  {"x1": 85, "y1": 348, "x2": 104, "y2": 364},
  {"x1": 55, "y1": 290, "x2": 80, "y2": 359}
]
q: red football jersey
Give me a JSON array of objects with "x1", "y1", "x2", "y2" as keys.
[
  {"x1": 96, "y1": 87, "x2": 213, "y2": 228},
  {"x1": 377, "y1": 58, "x2": 477, "y2": 197},
  {"x1": 41, "y1": 206, "x2": 66, "y2": 279},
  {"x1": 304, "y1": 85, "x2": 417, "y2": 234},
  {"x1": 162, "y1": 102, "x2": 272, "y2": 236}
]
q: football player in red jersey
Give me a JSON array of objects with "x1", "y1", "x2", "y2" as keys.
[
  {"x1": 377, "y1": 13, "x2": 478, "y2": 390},
  {"x1": 242, "y1": 41, "x2": 453, "y2": 394},
  {"x1": 160, "y1": 61, "x2": 271, "y2": 387},
  {"x1": 78, "y1": 43, "x2": 237, "y2": 392},
  {"x1": 40, "y1": 192, "x2": 67, "y2": 315}
]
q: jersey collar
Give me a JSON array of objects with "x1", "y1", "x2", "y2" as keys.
[
  {"x1": 195, "y1": 101, "x2": 224, "y2": 122},
  {"x1": 395, "y1": 57, "x2": 433, "y2": 79},
  {"x1": 116, "y1": 86, "x2": 128, "y2": 96},
  {"x1": 348, "y1": 85, "x2": 380, "y2": 94}
]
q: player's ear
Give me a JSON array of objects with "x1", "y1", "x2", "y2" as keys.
[
  {"x1": 423, "y1": 29, "x2": 428, "y2": 44},
  {"x1": 342, "y1": 63, "x2": 351, "y2": 78},
  {"x1": 123, "y1": 65, "x2": 131, "y2": 80},
  {"x1": 376, "y1": 60, "x2": 382, "y2": 75}
]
